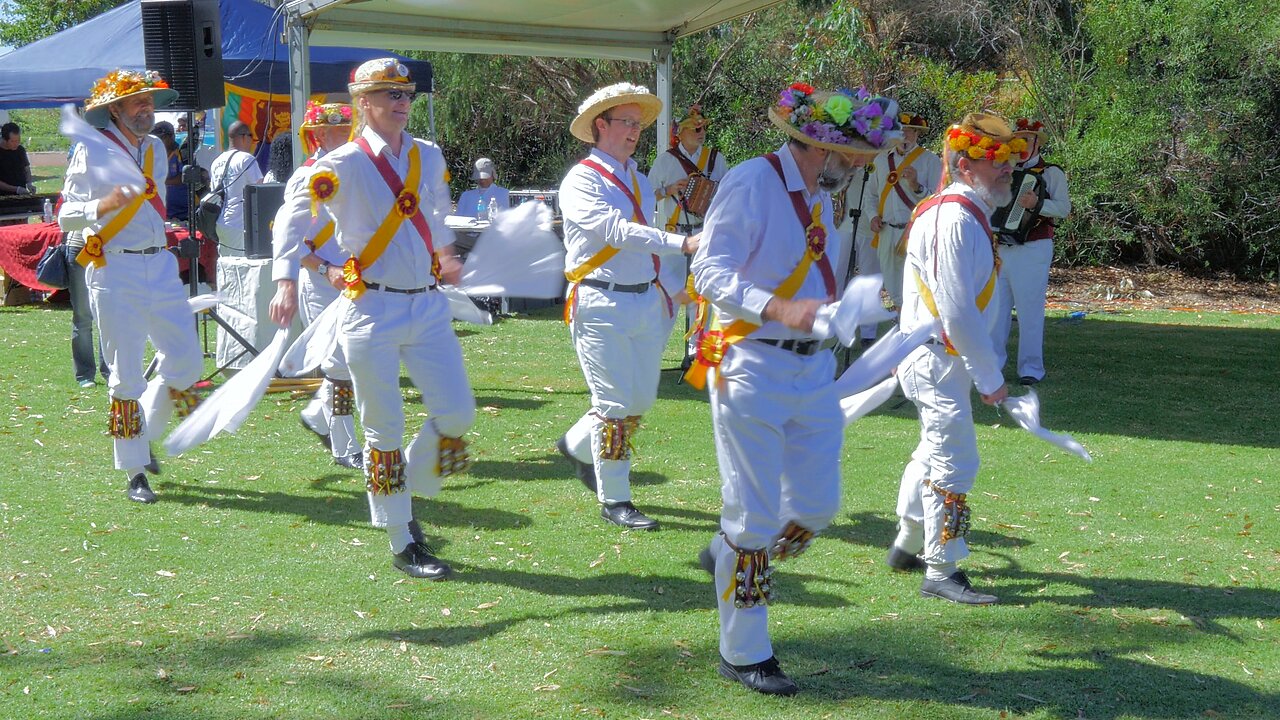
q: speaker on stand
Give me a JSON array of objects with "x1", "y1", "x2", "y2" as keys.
[{"x1": 138, "y1": 0, "x2": 261, "y2": 374}]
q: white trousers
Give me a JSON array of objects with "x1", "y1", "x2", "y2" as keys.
[
  {"x1": 991, "y1": 238, "x2": 1053, "y2": 380},
  {"x1": 709, "y1": 341, "x2": 843, "y2": 665},
  {"x1": 339, "y1": 288, "x2": 475, "y2": 526},
  {"x1": 895, "y1": 346, "x2": 979, "y2": 567},
  {"x1": 297, "y1": 272, "x2": 358, "y2": 458},
  {"x1": 566, "y1": 284, "x2": 669, "y2": 505},
  {"x1": 876, "y1": 233, "x2": 908, "y2": 309},
  {"x1": 87, "y1": 251, "x2": 202, "y2": 470},
  {"x1": 851, "y1": 220, "x2": 881, "y2": 339}
]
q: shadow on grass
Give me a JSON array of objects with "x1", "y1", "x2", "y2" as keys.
[
  {"x1": 825, "y1": 510, "x2": 1035, "y2": 553},
  {"x1": 1020, "y1": 317, "x2": 1280, "y2": 448}
]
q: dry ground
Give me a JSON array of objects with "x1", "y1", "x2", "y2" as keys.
[{"x1": 1050, "y1": 266, "x2": 1279, "y2": 314}]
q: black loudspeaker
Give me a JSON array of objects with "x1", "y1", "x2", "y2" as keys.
[
  {"x1": 244, "y1": 183, "x2": 286, "y2": 260},
  {"x1": 140, "y1": 0, "x2": 225, "y2": 112}
]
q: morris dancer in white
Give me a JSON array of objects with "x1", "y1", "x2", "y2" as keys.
[
  {"x1": 58, "y1": 69, "x2": 202, "y2": 504},
  {"x1": 554, "y1": 83, "x2": 698, "y2": 531},
  {"x1": 888, "y1": 112, "x2": 1017, "y2": 605},
  {"x1": 268, "y1": 101, "x2": 362, "y2": 470},
  {"x1": 690, "y1": 83, "x2": 893, "y2": 695},
  {"x1": 309, "y1": 59, "x2": 474, "y2": 580},
  {"x1": 864, "y1": 112, "x2": 941, "y2": 310},
  {"x1": 990, "y1": 118, "x2": 1071, "y2": 386}
]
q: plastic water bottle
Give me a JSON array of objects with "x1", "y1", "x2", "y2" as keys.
[
  {"x1": 41, "y1": 198, "x2": 53, "y2": 223},
  {"x1": 487, "y1": 197, "x2": 499, "y2": 222},
  {"x1": 476, "y1": 197, "x2": 487, "y2": 221}
]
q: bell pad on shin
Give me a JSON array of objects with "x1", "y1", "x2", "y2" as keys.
[
  {"x1": 770, "y1": 521, "x2": 816, "y2": 561},
  {"x1": 108, "y1": 397, "x2": 143, "y2": 439},
  {"x1": 925, "y1": 479, "x2": 971, "y2": 544},
  {"x1": 168, "y1": 386, "x2": 200, "y2": 419},
  {"x1": 330, "y1": 379, "x2": 355, "y2": 417},
  {"x1": 596, "y1": 413, "x2": 640, "y2": 461},
  {"x1": 365, "y1": 447, "x2": 406, "y2": 495},
  {"x1": 436, "y1": 435, "x2": 471, "y2": 477},
  {"x1": 722, "y1": 540, "x2": 773, "y2": 609}
]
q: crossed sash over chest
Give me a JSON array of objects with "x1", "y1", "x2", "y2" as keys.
[
  {"x1": 683, "y1": 153, "x2": 837, "y2": 389},
  {"x1": 76, "y1": 131, "x2": 166, "y2": 268}
]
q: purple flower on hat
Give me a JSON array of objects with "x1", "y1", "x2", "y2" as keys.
[{"x1": 778, "y1": 89, "x2": 798, "y2": 109}]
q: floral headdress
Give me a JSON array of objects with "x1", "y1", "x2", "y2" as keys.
[
  {"x1": 299, "y1": 101, "x2": 353, "y2": 154},
  {"x1": 945, "y1": 125, "x2": 1028, "y2": 164},
  {"x1": 769, "y1": 82, "x2": 900, "y2": 155},
  {"x1": 898, "y1": 112, "x2": 929, "y2": 130},
  {"x1": 84, "y1": 69, "x2": 177, "y2": 128},
  {"x1": 1013, "y1": 118, "x2": 1048, "y2": 144}
]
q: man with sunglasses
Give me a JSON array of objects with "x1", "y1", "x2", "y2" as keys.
[
  {"x1": 208, "y1": 121, "x2": 263, "y2": 254},
  {"x1": 555, "y1": 83, "x2": 699, "y2": 531},
  {"x1": 307, "y1": 59, "x2": 473, "y2": 581},
  {"x1": 886, "y1": 112, "x2": 1019, "y2": 605}
]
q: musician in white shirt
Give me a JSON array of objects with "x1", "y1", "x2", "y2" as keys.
[
  {"x1": 58, "y1": 70, "x2": 202, "y2": 504},
  {"x1": 555, "y1": 83, "x2": 698, "y2": 531},
  {"x1": 863, "y1": 113, "x2": 942, "y2": 310},
  {"x1": 309, "y1": 59, "x2": 473, "y2": 581},
  {"x1": 690, "y1": 83, "x2": 887, "y2": 695},
  {"x1": 889, "y1": 113, "x2": 1016, "y2": 606},
  {"x1": 990, "y1": 118, "x2": 1071, "y2": 385}
]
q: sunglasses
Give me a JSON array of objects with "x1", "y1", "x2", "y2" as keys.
[{"x1": 384, "y1": 89, "x2": 417, "y2": 102}]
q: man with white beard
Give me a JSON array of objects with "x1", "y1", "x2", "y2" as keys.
[{"x1": 886, "y1": 112, "x2": 1018, "y2": 605}]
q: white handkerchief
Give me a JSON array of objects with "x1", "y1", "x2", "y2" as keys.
[
  {"x1": 841, "y1": 376, "x2": 899, "y2": 426},
  {"x1": 440, "y1": 284, "x2": 494, "y2": 325},
  {"x1": 1001, "y1": 389, "x2": 1092, "y2": 462},
  {"x1": 833, "y1": 323, "x2": 935, "y2": 399},
  {"x1": 811, "y1": 274, "x2": 894, "y2": 345},
  {"x1": 278, "y1": 298, "x2": 341, "y2": 377},
  {"x1": 59, "y1": 104, "x2": 145, "y2": 194},
  {"x1": 459, "y1": 202, "x2": 565, "y2": 298}
]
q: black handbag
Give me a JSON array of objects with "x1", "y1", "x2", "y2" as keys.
[{"x1": 35, "y1": 240, "x2": 70, "y2": 290}]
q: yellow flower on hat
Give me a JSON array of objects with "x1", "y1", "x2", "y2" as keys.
[
  {"x1": 951, "y1": 134, "x2": 972, "y2": 151},
  {"x1": 993, "y1": 145, "x2": 1012, "y2": 164},
  {"x1": 1010, "y1": 137, "x2": 1029, "y2": 154},
  {"x1": 967, "y1": 145, "x2": 986, "y2": 160},
  {"x1": 977, "y1": 137, "x2": 994, "y2": 150}
]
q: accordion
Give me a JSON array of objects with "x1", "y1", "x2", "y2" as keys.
[
  {"x1": 678, "y1": 173, "x2": 718, "y2": 217},
  {"x1": 990, "y1": 169, "x2": 1047, "y2": 244},
  {"x1": 831, "y1": 188, "x2": 848, "y2": 226}
]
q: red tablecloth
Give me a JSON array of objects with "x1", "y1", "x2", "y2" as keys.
[{"x1": 0, "y1": 222, "x2": 217, "y2": 292}]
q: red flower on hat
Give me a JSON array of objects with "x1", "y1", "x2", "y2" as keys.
[
  {"x1": 789, "y1": 82, "x2": 815, "y2": 95},
  {"x1": 1016, "y1": 119, "x2": 1044, "y2": 132}
]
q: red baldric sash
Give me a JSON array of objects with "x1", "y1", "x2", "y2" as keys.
[
  {"x1": 355, "y1": 137, "x2": 435, "y2": 258},
  {"x1": 101, "y1": 130, "x2": 166, "y2": 221}
]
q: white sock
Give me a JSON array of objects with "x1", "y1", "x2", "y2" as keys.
[
  {"x1": 894, "y1": 521, "x2": 924, "y2": 555},
  {"x1": 387, "y1": 524, "x2": 414, "y2": 554},
  {"x1": 925, "y1": 561, "x2": 956, "y2": 582}
]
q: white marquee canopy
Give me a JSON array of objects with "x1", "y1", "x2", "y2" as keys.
[{"x1": 281, "y1": 0, "x2": 785, "y2": 157}]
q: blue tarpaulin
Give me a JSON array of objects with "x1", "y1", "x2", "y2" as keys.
[{"x1": 0, "y1": 0, "x2": 431, "y2": 109}]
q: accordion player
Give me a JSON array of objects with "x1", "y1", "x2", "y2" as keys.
[{"x1": 990, "y1": 168, "x2": 1050, "y2": 245}]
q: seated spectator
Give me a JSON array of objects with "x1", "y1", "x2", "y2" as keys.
[
  {"x1": 457, "y1": 157, "x2": 510, "y2": 219},
  {"x1": 0, "y1": 122, "x2": 35, "y2": 196}
]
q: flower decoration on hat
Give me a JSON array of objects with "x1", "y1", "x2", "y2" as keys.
[
  {"x1": 88, "y1": 70, "x2": 170, "y2": 106},
  {"x1": 1015, "y1": 118, "x2": 1045, "y2": 134},
  {"x1": 947, "y1": 127, "x2": 1028, "y2": 163},
  {"x1": 348, "y1": 58, "x2": 415, "y2": 95},
  {"x1": 677, "y1": 104, "x2": 709, "y2": 129},
  {"x1": 303, "y1": 101, "x2": 353, "y2": 128},
  {"x1": 308, "y1": 170, "x2": 340, "y2": 215},
  {"x1": 899, "y1": 112, "x2": 928, "y2": 129},
  {"x1": 772, "y1": 82, "x2": 900, "y2": 153}
]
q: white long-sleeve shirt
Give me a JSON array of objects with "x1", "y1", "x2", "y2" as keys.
[
  {"x1": 648, "y1": 142, "x2": 729, "y2": 231},
  {"x1": 310, "y1": 126, "x2": 454, "y2": 289},
  {"x1": 559, "y1": 147, "x2": 687, "y2": 285},
  {"x1": 692, "y1": 143, "x2": 841, "y2": 341},
  {"x1": 57, "y1": 124, "x2": 167, "y2": 251},
  {"x1": 899, "y1": 181, "x2": 1003, "y2": 394},
  {"x1": 271, "y1": 150, "x2": 347, "y2": 282},
  {"x1": 1019, "y1": 153, "x2": 1071, "y2": 221},
  {"x1": 209, "y1": 148, "x2": 262, "y2": 231},
  {"x1": 860, "y1": 144, "x2": 942, "y2": 227}
]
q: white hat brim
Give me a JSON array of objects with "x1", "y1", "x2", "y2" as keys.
[{"x1": 84, "y1": 87, "x2": 178, "y2": 129}]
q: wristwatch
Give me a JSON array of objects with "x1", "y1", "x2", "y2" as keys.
[{"x1": 316, "y1": 261, "x2": 331, "y2": 277}]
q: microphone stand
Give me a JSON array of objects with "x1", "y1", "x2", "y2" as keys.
[{"x1": 838, "y1": 164, "x2": 874, "y2": 374}]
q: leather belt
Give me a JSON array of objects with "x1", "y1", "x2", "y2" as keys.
[
  {"x1": 580, "y1": 278, "x2": 651, "y2": 294},
  {"x1": 884, "y1": 221, "x2": 908, "y2": 229},
  {"x1": 363, "y1": 282, "x2": 433, "y2": 295},
  {"x1": 755, "y1": 338, "x2": 832, "y2": 356},
  {"x1": 114, "y1": 246, "x2": 165, "y2": 255}
]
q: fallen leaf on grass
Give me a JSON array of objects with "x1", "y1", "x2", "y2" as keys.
[
  {"x1": 534, "y1": 683, "x2": 560, "y2": 691},
  {"x1": 586, "y1": 648, "x2": 627, "y2": 656},
  {"x1": 156, "y1": 570, "x2": 176, "y2": 577},
  {"x1": 473, "y1": 598, "x2": 502, "y2": 611},
  {"x1": 156, "y1": 668, "x2": 170, "y2": 681},
  {"x1": 175, "y1": 686, "x2": 197, "y2": 694}
]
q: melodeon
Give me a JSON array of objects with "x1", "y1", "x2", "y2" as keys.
[
  {"x1": 830, "y1": 188, "x2": 847, "y2": 225},
  {"x1": 678, "y1": 173, "x2": 718, "y2": 217},
  {"x1": 990, "y1": 169, "x2": 1047, "y2": 244}
]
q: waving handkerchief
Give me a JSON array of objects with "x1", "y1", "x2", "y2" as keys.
[
  {"x1": 164, "y1": 327, "x2": 291, "y2": 456},
  {"x1": 278, "y1": 299, "x2": 341, "y2": 377},
  {"x1": 840, "y1": 375, "x2": 899, "y2": 426},
  {"x1": 1001, "y1": 389, "x2": 1092, "y2": 462},
  {"x1": 811, "y1": 274, "x2": 895, "y2": 346},
  {"x1": 59, "y1": 104, "x2": 146, "y2": 193},
  {"x1": 440, "y1": 284, "x2": 494, "y2": 325},
  {"x1": 833, "y1": 322, "x2": 936, "y2": 399},
  {"x1": 459, "y1": 202, "x2": 565, "y2": 298}
]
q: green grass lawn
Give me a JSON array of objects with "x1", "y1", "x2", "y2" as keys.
[{"x1": 2, "y1": 302, "x2": 1277, "y2": 719}]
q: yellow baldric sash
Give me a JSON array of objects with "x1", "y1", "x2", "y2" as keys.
[
  {"x1": 77, "y1": 143, "x2": 162, "y2": 267},
  {"x1": 870, "y1": 145, "x2": 925, "y2": 252},
  {"x1": 563, "y1": 159, "x2": 667, "y2": 324},
  {"x1": 663, "y1": 144, "x2": 711, "y2": 232},
  {"x1": 683, "y1": 153, "x2": 837, "y2": 389},
  {"x1": 906, "y1": 193, "x2": 1000, "y2": 356}
]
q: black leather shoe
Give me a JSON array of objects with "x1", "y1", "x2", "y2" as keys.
[
  {"x1": 556, "y1": 435, "x2": 597, "y2": 493},
  {"x1": 1020, "y1": 375, "x2": 1041, "y2": 386},
  {"x1": 144, "y1": 447, "x2": 161, "y2": 475},
  {"x1": 859, "y1": 337, "x2": 876, "y2": 350},
  {"x1": 885, "y1": 546, "x2": 925, "y2": 572},
  {"x1": 333, "y1": 452, "x2": 362, "y2": 470},
  {"x1": 697, "y1": 545, "x2": 716, "y2": 575},
  {"x1": 407, "y1": 519, "x2": 428, "y2": 547},
  {"x1": 127, "y1": 474, "x2": 157, "y2": 504},
  {"x1": 391, "y1": 543, "x2": 452, "y2": 580},
  {"x1": 718, "y1": 655, "x2": 799, "y2": 696},
  {"x1": 600, "y1": 502, "x2": 658, "y2": 531},
  {"x1": 920, "y1": 571, "x2": 998, "y2": 605},
  {"x1": 301, "y1": 416, "x2": 331, "y2": 450}
]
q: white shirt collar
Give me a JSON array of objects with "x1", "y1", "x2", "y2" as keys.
[
  {"x1": 588, "y1": 147, "x2": 636, "y2": 176},
  {"x1": 679, "y1": 142, "x2": 704, "y2": 160},
  {"x1": 774, "y1": 143, "x2": 807, "y2": 195},
  {"x1": 360, "y1": 125, "x2": 411, "y2": 159},
  {"x1": 1020, "y1": 153, "x2": 1041, "y2": 168}
]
